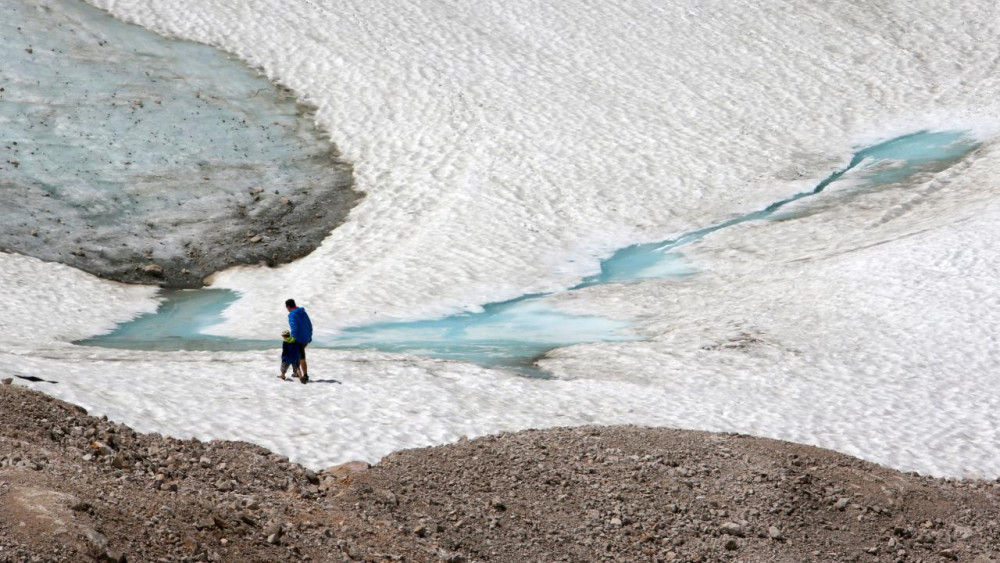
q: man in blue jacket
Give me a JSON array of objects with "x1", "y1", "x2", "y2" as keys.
[{"x1": 285, "y1": 298, "x2": 313, "y2": 383}]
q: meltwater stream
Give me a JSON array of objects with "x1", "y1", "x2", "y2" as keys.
[{"x1": 80, "y1": 131, "x2": 980, "y2": 374}]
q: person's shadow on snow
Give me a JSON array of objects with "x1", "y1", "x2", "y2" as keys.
[
  {"x1": 14, "y1": 374, "x2": 57, "y2": 384},
  {"x1": 306, "y1": 379, "x2": 342, "y2": 385}
]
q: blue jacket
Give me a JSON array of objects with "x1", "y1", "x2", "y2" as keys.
[
  {"x1": 288, "y1": 307, "x2": 313, "y2": 344},
  {"x1": 281, "y1": 338, "x2": 300, "y2": 364}
]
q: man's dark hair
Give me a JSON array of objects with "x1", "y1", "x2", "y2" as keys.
[{"x1": 285, "y1": 299, "x2": 297, "y2": 308}]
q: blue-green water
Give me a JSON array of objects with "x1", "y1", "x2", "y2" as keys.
[
  {"x1": 82, "y1": 289, "x2": 630, "y2": 375},
  {"x1": 79, "y1": 131, "x2": 980, "y2": 373},
  {"x1": 576, "y1": 130, "x2": 979, "y2": 288}
]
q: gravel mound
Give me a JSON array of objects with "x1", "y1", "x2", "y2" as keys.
[{"x1": 2, "y1": 382, "x2": 999, "y2": 562}]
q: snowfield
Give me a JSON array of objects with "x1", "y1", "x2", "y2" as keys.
[{"x1": 3, "y1": 0, "x2": 1000, "y2": 476}]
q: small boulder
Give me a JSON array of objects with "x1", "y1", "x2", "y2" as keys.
[
  {"x1": 194, "y1": 517, "x2": 215, "y2": 531},
  {"x1": 375, "y1": 489, "x2": 398, "y2": 506},
  {"x1": 264, "y1": 522, "x2": 283, "y2": 539},
  {"x1": 264, "y1": 522, "x2": 285, "y2": 545},
  {"x1": 111, "y1": 452, "x2": 128, "y2": 469},
  {"x1": 954, "y1": 525, "x2": 975, "y2": 540},
  {"x1": 85, "y1": 529, "x2": 109, "y2": 552},
  {"x1": 318, "y1": 476, "x2": 338, "y2": 492},
  {"x1": 97, "y1": 550, "x2": 126, "y2": 563},
  {"x1": 323, "y1": 460, "x2": 371, "y2": 484},
  {"x1": 720, "y1": 522, "x2": 745, "y2": 537},
  {"x1": 90, "y1": 441, "x2": 114, "y2": 456},
  {"x1": 142, "y1": 264, "x2": 164, "y2": 278}
]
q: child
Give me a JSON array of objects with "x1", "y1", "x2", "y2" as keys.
[{"x1": 279, "y1": 329, "x2": 305, "y2": 383}]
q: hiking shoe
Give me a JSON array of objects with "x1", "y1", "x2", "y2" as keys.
[
  {"x1": 300, "y1": 373, "x2": 309, "y2": 384},
  {"x1": 278, "y1": 374, "x2": 286, "y2": 380}
]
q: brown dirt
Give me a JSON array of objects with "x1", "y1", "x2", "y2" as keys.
[{"x1": 1, "y1": 382, "x2": 999, "y2": 562}]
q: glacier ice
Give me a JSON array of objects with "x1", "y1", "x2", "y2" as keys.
[{"x1": 0, "y1": 0, "x2": 358, "y2": 287}]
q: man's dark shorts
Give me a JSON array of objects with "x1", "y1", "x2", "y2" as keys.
[{"x1": 297, "y1": 341, "x2": 309, "y2": 360}]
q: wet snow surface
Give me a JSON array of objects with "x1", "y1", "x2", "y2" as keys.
[
  {"x1": 0, "y1": 0, "x2": 358, "y2": 287},
  {"x1": 4, "y1": 0, "x2": 1000, "y2": 477}
]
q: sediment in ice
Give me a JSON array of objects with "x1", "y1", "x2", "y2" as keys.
[{"x1": 0, "y1": 0, "x2": 359, "y2": 287}]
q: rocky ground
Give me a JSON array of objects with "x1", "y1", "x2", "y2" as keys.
[{"x1": 2, "y1": 381, "x2": 999, "y2": 562}]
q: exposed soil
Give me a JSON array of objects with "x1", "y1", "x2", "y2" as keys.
[{"x1": 1, "y1": 382, "x2": 999, "y2": 562}]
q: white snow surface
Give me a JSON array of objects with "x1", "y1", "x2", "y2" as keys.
[
  {"x1": 3, "y1": 0, "x2": 1000, "y2": 476},
  {"x1": 0, "y1": 253, "x2": 158, "y2": 347},
  {"x1": 86, "y1": 0, "x2": 1000, "y2": 333}
]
